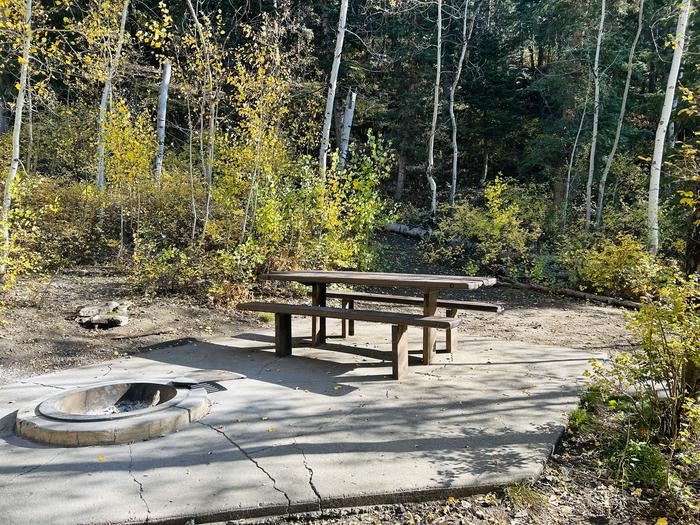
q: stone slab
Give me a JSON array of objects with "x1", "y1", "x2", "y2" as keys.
[{"x1": 0, "y1": 318, "x2": 601, "y2": 524}]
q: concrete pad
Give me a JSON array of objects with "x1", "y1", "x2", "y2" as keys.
[{"x1": 0, "y1": 319, "x2": 600, "y2": 524}]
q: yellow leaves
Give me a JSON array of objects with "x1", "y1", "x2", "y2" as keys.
[
  {"x1": 656, "y1": 518, "x2": 668, "y2": 525},
  {"x1": 14, "y1": 82, "x2": 20, "y2": 90}
]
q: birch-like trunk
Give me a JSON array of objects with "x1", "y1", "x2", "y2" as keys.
[
  {"x1": 480, "y1": 149, "x2": 489, "y2": 184},
  {"x1": 562, "y1": 82, "x2": 590, "y2": 231},
  {"x1": 96, "y1": 0, "x2": 129, "y2": 193},
  {"x1": 154, "y1": 59, "x2": 172, "y2": 182},
  {"x1": 426, "y1": 0, "x2": 442, "y2": 216},
  {"x1": 337, "y1": 88, "x2": 356, "y2": 170},
  {"x1": 319, "y1": 0, "x2": 349, "y2": 175},
  {"x1": 25, "y1": 74, "x2": 33, "y2": 172},
  {"x1": 648, "y1": 0, "x2": 691, "y2": 254},
  {"x1": 584, "y1": 0, "x2": 605, "y2": 231},
  {"x1": 595, "y1": 0, "x2": 644, "y2": 230},
  {"x1": 448, "y1": 0, "x2": 478, "y2": 206},
  {"x1": 1, "y1": 0, "x2": 32, "y2": 274}
]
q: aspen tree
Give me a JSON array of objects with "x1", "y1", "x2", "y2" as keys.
[
  {"x1": 448, "y1": 0, "x2": 479, "y2": 206},
  {"x1": 96, "y1": 0, "x2": 129, "y2": 194},
  {"x1": 595, "y1": 0, "x2": 644, "y2": 230},
  {"x1": 319, "y1": 0, "x2": 349, "y2": 175},
  {"x1": 154, "y1": 59, "x2": 171, "y2": 181},
  {"x1": 584, "y1": 0, "x2": 605, "y2": 231},
  {"x1": 1, "y1": 0, "x2": 32, "y2": 274},
  {"x1": 426, "y1": 0, "x2": 442, "y2": 216},
  {"x1": 648, "y1": 0, "x2": 691, "y2": 254}
]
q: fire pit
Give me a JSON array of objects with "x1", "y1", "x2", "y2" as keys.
[{"x1": 15, "y1": 380, "x2": 210, "y2": 446}]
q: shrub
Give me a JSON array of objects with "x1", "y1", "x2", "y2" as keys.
[
  {"x1": 577, "y1": 234, "x2": 673, "y2": 299},
  {"x1": 430, "y1": 177, "x2": 545, "y2": 276},
  {"x1": 587, "y1": 274, "x2": 700, "y2": 498}
]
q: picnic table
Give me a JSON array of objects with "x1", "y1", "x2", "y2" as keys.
[{"x1": 261, "y1": 270, "x2": 497, "y2": 364}]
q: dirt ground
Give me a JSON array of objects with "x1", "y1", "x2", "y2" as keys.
[
  {"x1": 0, "y1": 233, "x2": 675, "y2": 525},
  {"x1": 0, "y1": 267, "x2": 631, "y2": 385}
]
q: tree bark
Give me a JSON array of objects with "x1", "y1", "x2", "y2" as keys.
[
  {"x1": 96, "y1": 0, "x2": 129, "y2": 193},
  {"x1": 395, "y1": 153, "x2": 406, "y2": 200},
  {"x1": 685, "y1": 187, "x2": 700, "y2": 275},
  {"x1": 563, "y1": 81, "x2": 590, "y2": 231},
  {"x1": 648, "y1": 0, "x2": 691, "y2": 254},
  {"x1": 595, "y1": 0, "x2": 644, "y2": 230},
  {"x1": 449, "y1": 0, "x2": 479, "y2": 206},
  {"x1": 1, "y1": 0, "x2": 32, "y2": 275},
  {"x1": 154, "y1": 59, "x2": 172, "y2": 182},
  {"x1": 480, "y1": 149, "x2": 489, "y2": 184},
  {"x1": 426, "y1": 0, "x2": 442, "y2": 216},
  {"x1": 319, "y1": 0, "x2": 349, "y2": 175},
  {"x1": 337, "y1": 88, "x2": 356, "y2": 170},
  {"x1": 584, "y1": 0, "x2": 605, "y2": 231},
  {"x1": 25, "y1": 73, "x2": 33, "y2": 172},
  {"x1": 0, "y1": 97, "x2": 9, "y2": 133}
]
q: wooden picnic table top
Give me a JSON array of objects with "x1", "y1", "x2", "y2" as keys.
[{"x1": 261, "y1": 270, "x2": 497, "y2": 291}]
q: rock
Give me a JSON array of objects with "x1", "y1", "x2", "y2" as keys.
[{"x1": 76, "y1": 301, "x2": 132, "y2": 328}]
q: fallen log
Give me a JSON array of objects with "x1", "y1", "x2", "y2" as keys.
[
  {"x1": 498, "y1": 278, "x2": 641, "y2": 309},
  {"x1": 385, "y1": 222, "x2": 432, "y2": 240}
]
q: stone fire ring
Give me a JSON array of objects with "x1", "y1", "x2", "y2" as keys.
[{"x1": 15, "y1": 380, "x2": 211, "y2": 447}]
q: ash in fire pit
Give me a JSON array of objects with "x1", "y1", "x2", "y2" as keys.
[{"x1": 86, "y1": 390, "x2": 161, "y2": 415}]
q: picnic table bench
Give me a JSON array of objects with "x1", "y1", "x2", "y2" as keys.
[
  {"x1": 237, "y1": 302, "x2": 461, "y2": 379},
  {"x1": 323, "y1": 290, "x2": 504, "y2": 350},
  {"x1": 237, "y1": 270, "x2": 500, "y2": 380}
]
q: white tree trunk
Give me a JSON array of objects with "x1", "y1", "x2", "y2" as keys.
[
  {"x1": 480, "y1": 149, "x2": 489, "y2": 184},
  {"x1": 319, "y1": 0, "x2": 349, "y2": 175},
  {"x1": 449, "y1": 0, "x2": 478, "y2": 206},
  {"x1": 1, "y1": 0, "x2": 32, "y2": 274},
  {"x1": 648, "y1": 0, "x2": 691, "y2": 254},
  {"x1": 25, "y1": 74, "x2": 33, "y2": 171},
  {"x1": 96, "y1": 0, "x2": 129, "y2": 193},
  {"x1": 584, "y1": 0, "x2": 605, "y2": 231},
  {"x1": 337, "y1": 88, "x2": 356, "y2": 170},
  {"x1": 154, "y1": 59, "x2": 172, "y2": 182},
  {"x1": 595, "y1": 0, "x2": 644, "y2": 230},
  {"x1": 426, "y1": 0, "x2": 442, "y2": 216},
  {"x1": 562, "y1": 81, "x2": 589, "y2": 231}
]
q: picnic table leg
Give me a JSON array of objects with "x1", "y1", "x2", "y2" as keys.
[
  {"x1": 444, "y1": 308, "x2": 458, "y2": 353},
  {"x1": 275, "y1": 313, "x2": 292, "y2": 357},
  {"x1": 348, "y1": 299, "x2": 355, "y2": 336},
  {"x1": 422, "y1": 289, "x2": 438, "y2": 365},
  {"x1": 392, "y1": 324, "x2": 409, "y2": 379},
  {"x1": 311, "y1": 283, "x2": 327, "y2": 345},
  {"x1": 340, "y1": 298, "x2": 355, "y2": 338}
]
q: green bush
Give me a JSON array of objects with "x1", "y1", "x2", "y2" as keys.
[
  {"x1": 577, "y1": 234, "x2": 673, "y2": 299},
  {"x1": 430, "y1": 177, "x2": 545, "y2": 276},
  {"x1": 605, "y1": 438, "x2": 670, "y2": 489},
  {"x1": 587, "y1": 274, "x2": 700, "y2": 498}
]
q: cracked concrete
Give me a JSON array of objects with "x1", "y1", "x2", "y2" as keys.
[
  {"x1": 129, "y1": 443, "x2": 151, "y2": 523},
  {"x1": 0, "y1": 318, "x2": 601, "y2": 525},
  {"x1": 199, "y1": 421, "x2": 293, "y2": 513},
  {"x1": 294, "y1": 440, "x2": 323, "y2": 511}
]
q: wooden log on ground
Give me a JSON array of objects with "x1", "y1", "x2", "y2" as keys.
[
  {"x1": 498, "y1": 279, "x2": 641, "y2": 309},
  {"x1": 385, "y1": 222, "x2": 432, "y2": 240}
]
